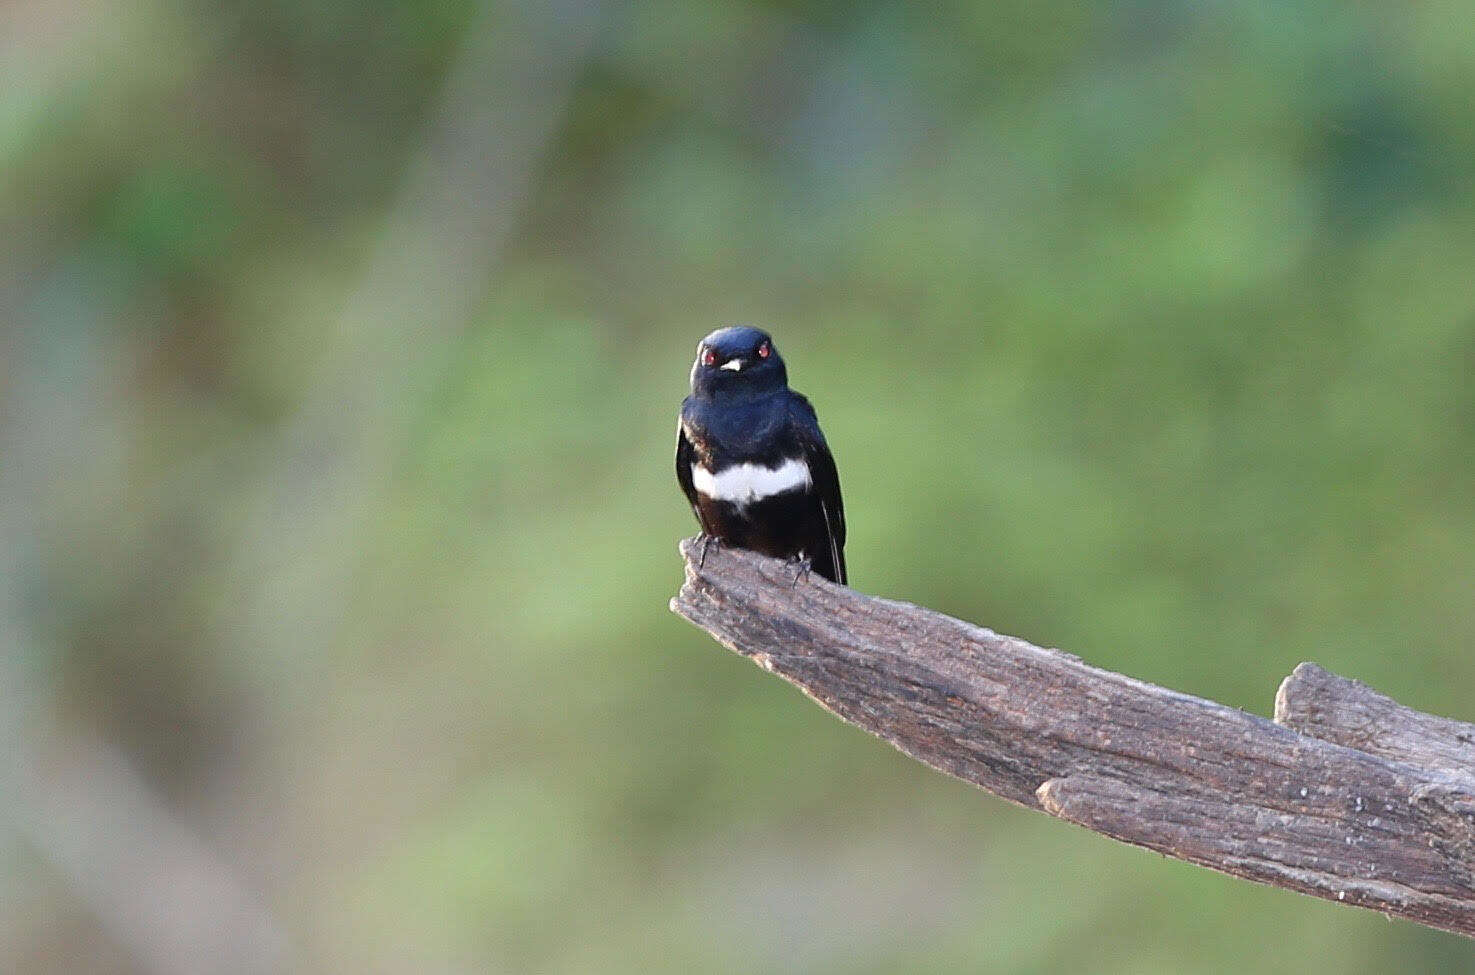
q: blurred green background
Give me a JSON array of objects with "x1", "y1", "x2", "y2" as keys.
[{"x1": 5, "y1": 0, "x2": 1475, "y2": 971}]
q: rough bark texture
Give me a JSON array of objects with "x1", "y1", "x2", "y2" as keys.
[
  {"x1": 669, "y1": 539, "x2": 1475, "y2": 939},
  {"x1": 1276, "y1": 663, "x2": 1475, "y2": 786}
]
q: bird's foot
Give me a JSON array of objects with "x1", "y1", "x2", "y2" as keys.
[
  {"x1": 697, "y1": 533, "x2": 721, "y2": 570},
  {"x1": 786, "y1": 554, "x2": 812, "y2": 588}
]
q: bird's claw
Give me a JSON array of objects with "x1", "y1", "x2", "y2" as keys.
[
  {"x1": 697, "y1": 533, "x2": 720, "y2": 570},
  {"x1": 787, "y1": 555, "x2": 812, "y2": 588}
]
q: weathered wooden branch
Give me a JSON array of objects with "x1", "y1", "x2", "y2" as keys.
[{"x1": 670, "y1": 539, "x2": 1475, "y2": 939}]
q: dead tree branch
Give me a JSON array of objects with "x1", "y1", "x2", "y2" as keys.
[{"x1": 669, "y1": 539, "x2": 1475, "y2": 939}]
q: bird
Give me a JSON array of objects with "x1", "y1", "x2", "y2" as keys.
[{"x1": 676, "y1": 326, "x2": 847, "y2": 584}]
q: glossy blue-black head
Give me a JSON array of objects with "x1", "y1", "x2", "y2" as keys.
[{"x1": 689, "y1": 326, "x2": 788, "y2": 400}]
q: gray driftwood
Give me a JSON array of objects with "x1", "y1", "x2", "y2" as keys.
[{"x1": 669, "y1": 539, "x2": 1475, "y2": 939}]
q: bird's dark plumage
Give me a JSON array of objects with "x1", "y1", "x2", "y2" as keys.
[{"x1": 676, "y1": 326, "x2": 847, "y2": 584}]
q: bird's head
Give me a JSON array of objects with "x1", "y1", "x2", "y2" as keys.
[{"x1": 688, "y1": 326, "x2": 788, "y2": 401}]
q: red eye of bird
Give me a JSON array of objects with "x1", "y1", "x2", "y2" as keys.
[
  {"x1": 757, "y1": 341, "x2": 771, "y2": 359},
  {"x1": 702, "y1": 349, "x2": 717, "y2": 367}
]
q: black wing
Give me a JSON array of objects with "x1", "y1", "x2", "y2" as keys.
[
  {"x1": 788, "y1": 394, "x2": 847, "y2": 585},
  {"x1": 675, "y1": 421, "x2": 705, "y2": 529}
]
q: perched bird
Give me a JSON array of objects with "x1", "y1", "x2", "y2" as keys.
[{"x1": 676, "y1": 326, "x2": 847, "y2": 584}]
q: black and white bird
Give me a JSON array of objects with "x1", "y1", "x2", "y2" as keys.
[{"x1": 676, "y1": 326, "x2": 847, "y2": 584}]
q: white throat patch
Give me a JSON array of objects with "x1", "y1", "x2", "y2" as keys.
[{"x1": 692, "y1": 458, "x2": 811, "y2": 505}]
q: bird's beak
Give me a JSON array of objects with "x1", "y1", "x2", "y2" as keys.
[{"x1": 720, "y1": 358, "x2": 743, "y2": 371}]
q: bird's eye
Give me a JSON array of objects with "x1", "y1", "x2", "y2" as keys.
[
  {"x1": 702, "y1": 349, "x2": 717, "y2": 367},
  {"x1": 757, "y1": 341, "x2": 771, "y2": 359}
]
